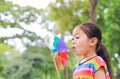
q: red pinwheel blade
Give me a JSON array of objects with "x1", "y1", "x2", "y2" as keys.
[{"x1": 57, "y1": 51, "x2": 68, "y2": 69}]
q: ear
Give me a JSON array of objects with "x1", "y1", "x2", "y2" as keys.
[{"x1": 89, "y1": 37, "x2": 98, "y2": 47}]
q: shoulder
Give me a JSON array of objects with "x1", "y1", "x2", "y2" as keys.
[
  {"x1": 91, "y1": 56, "x2": 107, "y2": 73},
  {"x1": 91, "y1": 56, "x2": 105, "y2": 64}
]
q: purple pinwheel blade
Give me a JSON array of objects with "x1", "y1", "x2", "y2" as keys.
[{"x1": 56, "y1": 39, "x2": 68, "y2": 52}]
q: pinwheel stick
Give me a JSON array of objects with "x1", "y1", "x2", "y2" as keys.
[{"x1": 51, "y1": 53, "x2": 61, "y2": 79}]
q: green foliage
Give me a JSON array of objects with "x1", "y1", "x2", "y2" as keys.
[
  {"x1": 96, "y1": 1, "x2": 120, "y2": 75},
  {"x1": 3, "y1": 46, "x2": 58, "y2": 79},
  {"x1": 0, "y1": 0, "x2": 13, "y2": 12},
  {"x1": 0, "y1": 43, "x2": 20, "y2": 79},
  {"x1": 48, "y1": 0, "x2": 89, "y2": 33},
  {"x1": 0, "y1": 43, "x2": 13, "y2": 51}
]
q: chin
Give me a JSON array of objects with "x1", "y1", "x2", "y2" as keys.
[
  {"x1": 75, "y1": 52, "x2": 83, "y2": 56},
  {"x1": 76, "y1": 53, "x2": 82, "y2": 56}
]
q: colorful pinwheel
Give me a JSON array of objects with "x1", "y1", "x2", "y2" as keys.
[{"x1": 50, "y1": 36, "x2": 69, "y2": 79}]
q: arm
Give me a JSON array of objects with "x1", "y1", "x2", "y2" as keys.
[{"x1": 94, "y1": 67, "x2": 106, "y2": 79}]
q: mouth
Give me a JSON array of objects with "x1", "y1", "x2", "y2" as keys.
[{"x1": 72, "y1": 46, "x2": 76, "y2": 50}]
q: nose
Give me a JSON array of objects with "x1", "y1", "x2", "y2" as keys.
[{"x1": 72, "y1": 39, "x2": 75, "y2": 45}]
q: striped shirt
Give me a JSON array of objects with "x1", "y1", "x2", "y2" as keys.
[{"x1": 73, "y1": 56, "x2": 110, "y2": 79}]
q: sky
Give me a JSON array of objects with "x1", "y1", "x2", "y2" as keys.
[{"x1": 7, "y1": 0, "x2": 55, "y2": 9}]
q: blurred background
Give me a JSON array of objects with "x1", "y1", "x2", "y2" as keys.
[{"x1": 0, "y1": 0, "x2": 120, "y2": 79}]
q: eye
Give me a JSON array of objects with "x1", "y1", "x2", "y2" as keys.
[{"x1": 76, "y1": 36, "x2": 80, "y2": 39}]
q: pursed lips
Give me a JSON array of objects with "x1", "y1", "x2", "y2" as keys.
[{"x1": 72, "y1": 46, "x2": 76, "y2": 51}]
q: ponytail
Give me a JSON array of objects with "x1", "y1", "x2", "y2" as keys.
[{"x1": 97, "y1": 43, "x2": 113, "y2": 79}]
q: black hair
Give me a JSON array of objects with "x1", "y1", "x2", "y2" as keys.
[{"x1": 77, "y1": 22, "x2": 112, "y2": 79}]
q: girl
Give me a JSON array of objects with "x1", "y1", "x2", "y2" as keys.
[{"x1": 72, "y1": 22, "x2": 112, "y2": 79}]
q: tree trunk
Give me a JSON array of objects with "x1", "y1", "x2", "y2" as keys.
[{"x1": 89, "y1": 0, "x2": 97, "y2": 23}]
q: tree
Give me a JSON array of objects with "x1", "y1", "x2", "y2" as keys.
[
  {"x1": 48, "y1": 0, "x2": 89, "y2": 34},
  {"x1": 89, "y1": 0, "x2": 97, "y2": 23},
  {"x1": 4, "y1": 46, "x2": 56, "y2": 79},
  {"x1": 0, "y1": 0, "x2": 55, "y2": 79}
]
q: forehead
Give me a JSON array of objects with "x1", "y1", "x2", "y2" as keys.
[{"x1": 72, "y1": 26, "x2": 85, "y2": 36}]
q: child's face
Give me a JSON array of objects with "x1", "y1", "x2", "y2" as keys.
[{"x1": 72, "y1": 26, "x2": 90, "y2": 56}]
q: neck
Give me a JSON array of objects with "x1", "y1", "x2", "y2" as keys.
[{"x1": 83, "y1": 51, "x2": 97, "y2": 60}]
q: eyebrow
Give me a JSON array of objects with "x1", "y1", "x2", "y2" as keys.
[{"x1": 72, "y1": 33, "x2": 81, "y2": 37}]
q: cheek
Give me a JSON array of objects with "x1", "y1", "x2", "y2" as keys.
[
  {"x1": 76, "y1": 39, "x2": 88, "y2": 47},
  {"x1": 75, "y1": 39, "x2": 89, "y2": 55}
]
